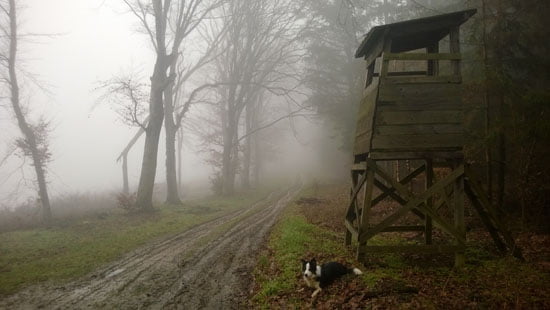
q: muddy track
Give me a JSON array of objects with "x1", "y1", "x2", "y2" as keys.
[{"x1": 0, "y1": 187, "x2": 299, "y2": 310}]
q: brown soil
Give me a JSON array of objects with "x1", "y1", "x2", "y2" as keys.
[
  {"x1": 282, "y1": 184, "x2": 550, "y2": 309},
  {"x1": 0, "y1": 188, "x2": 300, "y2": 309}
]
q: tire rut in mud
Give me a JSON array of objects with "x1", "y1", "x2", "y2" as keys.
[{"x1": 0, "y1": 188, "x2": 299, "y2": 309}]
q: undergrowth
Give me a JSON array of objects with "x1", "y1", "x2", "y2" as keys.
[
  {"x1": 251, "y1": 184, "x2": 550, "y2": 309},
  {"x1": 251, "y1": 199, "x2": 366, "y2": 308}
]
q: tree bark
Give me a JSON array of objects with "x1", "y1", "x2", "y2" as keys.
[
  {"x1": 134, "y1": 0, "x2": 169, "y2": 210},
  {"x1": 222, "y1": 115, "x2": 237, "y2": 195},
  {"x1": 241, "y1": 104, "x2": 253, "y2": 189},
  {"x1": 116, "y1": 118, "x2": 148, "y2": 194},
  {"x1": 252, "y1": 102, "x2": 261, "y2": 188},
  {"x1": 177, "y1": 127, "x2": 184, "y2": 194},
  {"x1": 122, "y1": 154, "x2": 129, "y2": 194},
  {"x1": 135, "y1": 79, "x2": 165, "y2": 210},
  {"x1": 494, "y1": 0, "x2": 506, "y2": 209},
  {"x1": 163, "y1": 60, "x2": 182, "y2": 205},
  {"x1": 6, "y1": 0, "x2": 52, "y2": 223}
]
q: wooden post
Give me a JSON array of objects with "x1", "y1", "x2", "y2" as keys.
[
  {"x1": 357, "y1": 166, "x2": 375, "y2": 262},
  {"x1": 454, "y1": 162, "x2": 466, "y2": 267},
  {"x1": 449, "y1": 26, "x2": 461, "y2": 77},
  {"x1": 346, "y1": 169, "x2": 360, "y2": 246},
  {"x1": 427, "y1": 42, "x2": 439, "y2": 76},
  {"x1": 450, "y1": 27, "x2": 464, "y2": 267},
  {"x1": 425, "y1": 159, "x2": 433, "y2": 245},
  {"x1": 380, "y1": 38, "x2": 392, "y2": 78},
  {"x1": 365, "y1": 61, "x2": 375, "y2": 88},
  {"x1": 345, "y1": 229, "x2": 352, "y2": 246}
]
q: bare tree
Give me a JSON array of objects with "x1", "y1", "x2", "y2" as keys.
[
  {"x1": 0, "y1": 0, "x2": 52, "y2": 222},
  {"x1": 95, "y1": 73, "x2": 149, "y2": 194},
  {"x1": 163, "y1": 15, "x2": 226, "y2": 204},
  {"x1": 121, "y1": 0, "x2": 221, "y2": 210},
  {"x1": 211, "y1": 0, "x2": 307, "y2": 195}
]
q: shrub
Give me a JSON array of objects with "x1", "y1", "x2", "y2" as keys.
[{"x1": 115, "y1": 192, "x2": 138, "y2": 213}]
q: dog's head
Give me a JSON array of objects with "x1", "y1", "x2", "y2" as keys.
[{"x1": 301, "y1": 258, "x2": 318, "y2": 279}]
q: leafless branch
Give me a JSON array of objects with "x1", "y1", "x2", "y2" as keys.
[{"x1": 94, "y1": 75, "x2": 149, "y2": 130}]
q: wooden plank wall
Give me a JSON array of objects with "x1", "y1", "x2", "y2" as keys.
[
  {"x1": 353, "y1": 84, "x2": 379, "y2": 155},
  {"x1": 371, "y1": 82, "x2": 463, "y2": 152}
]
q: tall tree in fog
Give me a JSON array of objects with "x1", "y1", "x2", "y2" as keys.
[
  {"x1": 122, "y1": 0, "x2": 220, "y2": 209},
  {"x1": 303, "y1": 0, "x2": 415, "y2": 152},
  {"x1": 0, "y1": 0, "x2": 52, "y2": 222},
  {"x1": 212, "y1": 0, "x2": 306, "y2": 195},
  {"x1": 162, "y1": 17, "x2": 226, "y2": 204},
  {"x1": 302, "y1": 0, "x2": 368, "y2": 152}
]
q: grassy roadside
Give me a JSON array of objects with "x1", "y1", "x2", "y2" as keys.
[
  {"x1": 251, "y1": 184, "x2": 550, "y2": 309},
  {"x1": 251, "y1": 187, "x2": 368, "y2": 309},
  {"x1": 0, "y1": 188, "x2": 272, "y2": 296}
]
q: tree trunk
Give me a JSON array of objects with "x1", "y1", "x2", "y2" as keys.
[
  {"x1": 134, "y1": 0, "x2": 170, "y2": 211},
  {"x1": 117, "y1": 121, "x2": 148, "y2": 194},
  {"x1": 135, "y1": 60, "x2": 166, "y2": 210},
  {"x1": 122, "y1": 154, "x2": 129, "y2": 194},
  {"x1": 222, "y1": 119, "x2": 236, "y2": 195},
  {"x1": 496, "y1": 99, "x2": 506, "y2": 209},
  {"x1": 253, "y1": 136, "x2": 261, "y2": 188},
  {"x1": 7, "y1": 0, "x2": 52, "y2": 223},
  {"x1": 494, "y1": 0, "x2": 506, "y2": 209},
  {"x1": 480, "y1": 0, "x2": 494, "y2": 202},
  {"x1": 241, "y1": 104, "x2": 252, "y2": 189},
  {"x1": 177, "y1": 127, "x2": 184, "y2": 195},
  {"x1": 221, "y1": 76, "x2": 239, "y2": 195},
  {"x1": 164, "y1": 120, "x2": 181, "y2": 204},
  {"x1": 252, "y1": 105, "x2": 261, "y2": 188},
  {"x1": 163, "y1": 62, "x2": 182, "y2": 205}
]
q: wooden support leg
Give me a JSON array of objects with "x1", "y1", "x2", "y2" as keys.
[
  {"x1": 346, "y1": 168, "x2": 363, "y2": 246},
  {"x1": 345, "y1": 230, "x2": 352, "y2": 246},
  {"x1": 346, "y1": 172, "x2": 357, "y2": 246},
  {"x1": 454, "y1": 170, "x2": 466, "y2": 267},
  {"x1": 357, "y1": 165, "x2": 375, "y2": 262},
  {"x1": 425, "y1": 159, "x2": 433, "y2": 245}
]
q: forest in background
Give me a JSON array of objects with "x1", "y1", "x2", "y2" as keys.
[{"x1": 305, "y1": 0, "x2": 549, "y2": 230}]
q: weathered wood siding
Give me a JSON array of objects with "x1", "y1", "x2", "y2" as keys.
[
  {"x1": 353, "y1": 83, "x2": 379, "y2": 155},
  {"x1": 370, "y1": 81, "x2": 463, "y2": 153}
]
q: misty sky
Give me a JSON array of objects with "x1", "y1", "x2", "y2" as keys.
[
  {"x1": 0, "y1": 1, "x2": 207, "y2": 203},
  {"x1": 0, "y1": 0, "x2": 340, "y2": 206}
]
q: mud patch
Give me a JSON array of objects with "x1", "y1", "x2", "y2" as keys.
[
  {"x1": 0, "y1": 188, "x2": 299, "y2": 309},
  {"x1": 183, "y1": 205, "x2": 220, "y2": 215}
]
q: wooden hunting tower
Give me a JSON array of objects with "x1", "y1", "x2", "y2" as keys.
[{"x1": 345, "y1": 9, "x2": 521, "y2": 266}]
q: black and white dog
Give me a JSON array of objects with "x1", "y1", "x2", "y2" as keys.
[{"x1": 301, "y1": 258, "x2": 363, "y2": 298}]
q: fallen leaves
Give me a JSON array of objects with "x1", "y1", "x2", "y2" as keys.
[{"x1": 249, "y1": 184, "x2": 550, "y2": 309}]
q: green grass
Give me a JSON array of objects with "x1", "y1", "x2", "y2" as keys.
[
  {"x1": 251, "y1": 202, "x2": 407, "y2": 308},
  {"x1": 0, "y1": 188, "x2": 271, "y2": 296},
  {"x1": 252, "y1": 185, "x2": 550, "y2": 309},
  {"x1": 252, "y1": 199, "x2": 354, "y2": 308},
  {"x1": 251, "y1": 186, "x2": 410, "y2": 306}
]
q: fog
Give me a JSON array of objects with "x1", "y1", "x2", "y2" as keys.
[
  {"x1": 2, "y1": 1, "x2": 548, "y2": 308},
  {"x1": 1, "y1": 1, "x2": 148, "y2": 201},
  {"x1": 0, "y1": 0, "x2": 347, "y2": 208}
]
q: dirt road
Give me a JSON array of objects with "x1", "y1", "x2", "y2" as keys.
[{"x1": 0, "y1": 188, "x2": 299, "y2": 309}]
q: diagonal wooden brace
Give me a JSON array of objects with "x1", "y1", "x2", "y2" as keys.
[{"x1": 361, "y1": 165, "x2": 465, "y2": 241}]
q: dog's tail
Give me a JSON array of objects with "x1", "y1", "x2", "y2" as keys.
[{"x1": 350, "y1": 267, "x2": 363, "y2": 275}]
